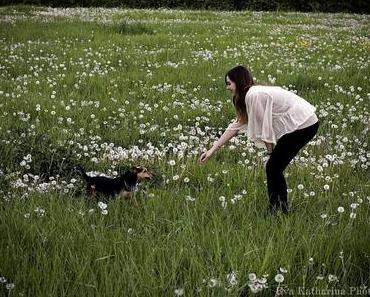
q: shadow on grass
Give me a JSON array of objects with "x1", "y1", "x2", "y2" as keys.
[{"x1": 115, "y1": 20, "x2": 155, "y2": 35}]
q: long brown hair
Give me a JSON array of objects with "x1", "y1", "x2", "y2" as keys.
[{"x1": 225, "y1": 65, "x2": 254, "y2": 123}]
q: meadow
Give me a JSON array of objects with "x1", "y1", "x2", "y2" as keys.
[{"x1": 0, "y1": 6, "x2": 369, "y2": 297}]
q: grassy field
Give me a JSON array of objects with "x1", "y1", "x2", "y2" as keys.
[{"x1": 0, "y1": 6, "x2": 369, "y2": 297}]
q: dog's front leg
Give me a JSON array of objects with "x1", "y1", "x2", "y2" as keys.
[
  {"x1": 87, "y1": 185, "x2": 97, "y2": 202},
  {"x1": 119, "y1": 191, "x2": 138, "y2": 207}
]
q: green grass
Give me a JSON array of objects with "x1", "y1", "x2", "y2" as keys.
[{"x1": 0, "y1": 5, "x2": 369, "y2": 297}]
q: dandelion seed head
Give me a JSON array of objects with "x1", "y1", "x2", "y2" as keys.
[
  {"x1": 208, "y1": 278, "x2": 219, "y2": 288},
  {"x1": 350, "y1": 203, "x2": 359, "y2": 209},
  {"x1": 97, "y1": 201, "x2": 107, "y2": 210},
  {"x1": 328, "y1": 274, "x2": 338, "y2": 282},
  {"x1": 226, "y1": 271, "x2": 238, "y2": 286},
  {"x1": 274, "y1": 274, "x2": 284, "y2": 283},
  {"x1": 5, "y1": 283, "x2": 14, "y2": 290},
  {"x1": 248, "y1": 273, "x2": 257, "y2": 281},
  {"x1": 174, "y1": 288, "x2": 184, "y2": 296},
  {"x1": 337, "y1": 206, "x2": 345, "y2": 213},
  {"x1": 279, "y1": 267, "x2": 288, "y2": 273}
]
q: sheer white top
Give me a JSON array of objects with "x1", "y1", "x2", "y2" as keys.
[{"x1": 226, "y1": 85, "x2": 318, "y2": 148}]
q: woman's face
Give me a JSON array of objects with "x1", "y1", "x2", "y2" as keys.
[{"x1": 225, "y1": 76, "x2": 236, "y2": 96}]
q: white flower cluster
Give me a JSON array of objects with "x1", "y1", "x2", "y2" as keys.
[
  {"x1": 19, "y1": 154, "x2": 32, "y2": 169},
  {"x1": 226, "y1": 270, "x2": 238, "y2": 287},
  {"x1": 174, "y1": 288, "x2": 184, "y2": 296},
  {"x1": 192, "y1": 49, "x2": 217, "y2": 61},
  {"x1": 219, "y1": 191, "x2": 246, "y2": 209},
  {"x1": 10, "y1": 174, "x2": 76, "y2": 195},
  {"x1": 0, "y1": 276, "x2": 15, "y2": 291},
  {"x1": 97, "y1": 201, "x2": 108, "y2": 215},
  {"x1": 34, "y1": 207, "x2": 46, "y2": 217},
  {"x1": 248, "y1": 273, "x2": 268, "y2": 294}
]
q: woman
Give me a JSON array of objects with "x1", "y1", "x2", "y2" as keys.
[{"x1": 199, "y1": 65, "x2": 319, "y2": 214}]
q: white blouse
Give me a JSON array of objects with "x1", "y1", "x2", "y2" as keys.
[{"x1": 226, "y1": 85, "x2": 318, "y2": 148}]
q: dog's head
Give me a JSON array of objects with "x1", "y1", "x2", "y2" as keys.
[{"x1": 131, "y1": 165, "x2": 153, "y2": 181}]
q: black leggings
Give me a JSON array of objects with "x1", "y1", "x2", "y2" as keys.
[{"x1": 265, "y1": 122, "x2": 319, "y2": 211}]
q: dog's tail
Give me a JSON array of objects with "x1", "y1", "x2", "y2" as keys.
[{"x1": 75, "y1": 165, "x2": 88, "y2": 180}]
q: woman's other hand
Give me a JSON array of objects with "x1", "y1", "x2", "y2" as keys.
[{"x1": 264, "y1": 155, "x2": 271, "y2": 169}]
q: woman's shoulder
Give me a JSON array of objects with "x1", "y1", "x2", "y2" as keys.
[
  {"x1": 249, "y1": 85, "x2": 292, "y2": 98},
  {"x1": 246, "y1": 85, "x2": 275, "y2": 99},
  {"x1": 249, "y1": 85, "x2": 282, "y2": 92}
]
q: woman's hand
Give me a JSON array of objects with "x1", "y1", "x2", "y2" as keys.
[
  {"x1": 199, "y1": 149, "x2": 214, "y2": 163},
  {"x1": 198, "y1": 128, "x2": 237, "y2": 164}
]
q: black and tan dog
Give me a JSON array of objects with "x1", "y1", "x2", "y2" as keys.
[{"x1": 76, "y1": 165, "x2": 152, "y2": 204}]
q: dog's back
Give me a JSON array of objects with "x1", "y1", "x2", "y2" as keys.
[
  {"x1": 76, "y1": 165, "x2": 152, "y2": 201},
  {"x1": 88, "y1": 175, "x2": 127, "y2": 196},
  {"x1": 76, "y1": 166, "x2": 130, "y2": 198}
]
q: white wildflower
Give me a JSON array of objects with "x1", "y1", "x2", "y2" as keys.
[
  {"x1": 174, "y1": 288, "x2": 184, "y2": 296},
  {"x1": 226, "y1": 271, "x2": 238, "y2": 286},
  {"x1": 248, "y1": 273, "x2": 257, "y2": 281},
  {"x1": 185, "y1": 196, "x2": 195, "y2": 202},
  {"x1": 97, "y1": 201, "x2": 107, "y2": 210},
  {"x1": 279, "y1": 267, "x2": 288, "y2": 273},
  {"x1": 274, "y1": 274, "x2": 284, "y2": 283},
  {"x1": 320, "y1": 214, "x2": 328, "y2": 219},
  {"x1": 34, "y1": 207, "x2": 46, "y2": 217},
  {"x1": 5, "y1": 283, "x2": 15, "y2": 290},
  {"x1": 337, "y1": 206, "x2": 345, "y2": 213},
  {"x1": 208, "y1": 278, "x2": 219, "y2": 288},
  {"x1": 350, "y1": 203, "x2": 359, "y2": 209},
  {"x1": 168, "y1": 160, "x2": 176, "y2": 166},
  {"x1": 248, "y1": 274, "x2": 268, "y2": 294}
]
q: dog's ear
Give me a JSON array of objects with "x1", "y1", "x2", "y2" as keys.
[{"x1": 131, "y1": 166, "x2": 141, "y2": 174}]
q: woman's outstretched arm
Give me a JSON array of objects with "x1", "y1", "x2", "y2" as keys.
[{"x1": 199, "y1": 126, "x2": 239, "y2": 163}]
